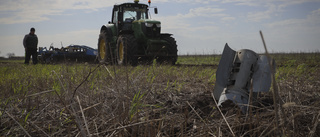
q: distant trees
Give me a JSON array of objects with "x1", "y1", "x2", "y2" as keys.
[{"x1": 7, "y1": 53, "x2": 15, "y2": 58}]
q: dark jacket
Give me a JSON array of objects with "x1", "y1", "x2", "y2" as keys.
[{"x1": 23, "y1": 33, "x2": 38, "y2": 49}]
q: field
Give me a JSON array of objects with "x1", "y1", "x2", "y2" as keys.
[{"x1": 0, "y1": 53, "x2": 320, "y2": 136}]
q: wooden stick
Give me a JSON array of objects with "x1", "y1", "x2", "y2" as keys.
[
  {"x1": 211, "y1": 93, "x2": 235, "y2": 137},
  {"x1": 5, "y1": 111, "x2": 32, "y2": 137},
  {"x1": 77, "y1": 95, "x2": 91, "y2": 137},
  {"x1": 260, "y1": 30, "x2": 279, "y2": 130}
]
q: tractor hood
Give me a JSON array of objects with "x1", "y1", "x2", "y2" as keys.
[
  {"x1": 134, "y1": 19, "x2": 161, "y2": 24},
  {"x1": 132, "y1": 19, "x2": 161, "y2": 39},
  {"x1": 144, "y1": 19, "x2": 160, "y2": 24}
]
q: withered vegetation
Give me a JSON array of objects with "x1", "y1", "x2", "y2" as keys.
[{"x1": 0, "y1": 53, "x2": 319, "y2": 136}]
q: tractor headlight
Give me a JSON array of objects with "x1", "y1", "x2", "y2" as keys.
[
  {"x1": 145, "y1": 23, "x2": 153, "y2": 27},
  {"x1": 156, "y1": 23, "x2": 161, "y2": 28}
]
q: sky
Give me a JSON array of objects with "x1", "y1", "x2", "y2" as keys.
[{"x1": 0, "y1": 0, "x2": 320, "y2": 57}]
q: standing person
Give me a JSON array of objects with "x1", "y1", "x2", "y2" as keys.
[{"x1": 23, "y1": 27, "x2": 38, "y2": 64}]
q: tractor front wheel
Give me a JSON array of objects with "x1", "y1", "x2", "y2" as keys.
[{"x1": 116, "y1": 35, "x2": 138, "y2": 66}]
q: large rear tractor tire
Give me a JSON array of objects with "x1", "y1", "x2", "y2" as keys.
[
  {"x1": 161, "y1": 36, "x2": 178, "y2": 65},
  {"x1": 98, "y1": 32, "x2": 113, "y2": 64},
  {"x1": 116, "y1": 35, "x2": 138, "y2": 66}
]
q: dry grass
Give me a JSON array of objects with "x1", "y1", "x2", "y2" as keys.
[{"x1": 0, "y1": 53, "x2": 319, "y2": 136}]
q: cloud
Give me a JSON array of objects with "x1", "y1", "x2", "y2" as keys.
[
  {"x1": 311, "y1": 8, "x2": 320, "y2": 16},
  {"x1": 267, "y1": 8, "x2": 320, "y2": 28},
  {"x1": 155, "y1": 0, "x2": 219, "y2": 4},
  {"x1": 276, "y1": 0, "x2": 320, "y2": 9},
  {"x1": 245, "y1": 2, "x2": 283, "y2": 22},
  {"x1": 221, "y1": 0, "x2": 319, "y2": 7},
  {"x1": 155, "y1": 6, "x2": 233, "y2": 33},
  {"x1": 187, "y1": 7, "x2": 226, "y2": 17},
  {"x1": 168, "y1": 6, "x2": 232, "y2": 20},
  {"x1": 222, "y1": 0, "x2": 320, "y2": 22},
  {"x1": 261, "y1": 7, "x2": 320, "y2": 52},
  {"x1": 1, "y1": 0, "x2": 319, "y2": 24},
  {"x1": 0, "y1": 0, "x2": 232, "y2": 24},
  {"x1": 222, "y1": 16, "x2": 236, "y2": 21},
  {"x1": 247, "y1": 10, "x2": 272, "y2": 22},
  {"x1": 221, "y1": 0, "x2": 260, "y2": 6},
  {"x1": 0, "y1": 0, "x2": 129, "y2": 24}
]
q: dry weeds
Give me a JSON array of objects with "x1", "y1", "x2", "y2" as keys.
[{"x1": 0, "y1": 54, "x2": 319, "y2": 136}]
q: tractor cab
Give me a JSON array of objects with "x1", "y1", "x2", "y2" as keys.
[
  {"x1": 112, "y1": 3, "x2": 148, "y2": 32},
  {"x1": 111, "y1": 1, "x2": 158, "y2": 34}
]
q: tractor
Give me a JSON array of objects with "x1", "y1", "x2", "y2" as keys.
[
  {"x1": 97, "y1": 0, "x2": 178, "y2": 65},
  {"x1": 38, "y1": 45, "x2": 97, "y2": 64}
]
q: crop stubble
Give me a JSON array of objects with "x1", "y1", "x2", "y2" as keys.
[{"x1": 0, "y1": 53, "x2": 320, "y2": 136}]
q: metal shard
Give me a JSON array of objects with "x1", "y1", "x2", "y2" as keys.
[
  {"x1": 218, "y1": 89, "x2": 249, "y2": 113},
  {"x1": 214, "y1": 44, "x2": 274, "y2": 114},
  {"x1": 252, "y1": 55, "x2": 272, "y2": 92},
  {"x1": 229, "y1": 49, "x2": 259, "y2": 90},
  {"x1": 213, "y1": 43, "x2": 236, "y2": 100}
]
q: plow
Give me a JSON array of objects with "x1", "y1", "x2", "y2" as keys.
[{"x1": 37, "y1": 44, "x2": 97, "y2": 64}]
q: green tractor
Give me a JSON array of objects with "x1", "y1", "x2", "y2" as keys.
[{"x1": 98, "y1": 0, "x2": 178, "y2": 66}]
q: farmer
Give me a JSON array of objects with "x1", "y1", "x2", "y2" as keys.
[{"x1": 23, "y1": 27, "x2": 38, "y2": 64}]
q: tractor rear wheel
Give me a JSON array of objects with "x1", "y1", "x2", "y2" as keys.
[
  {"x1": 98, "y1": 32, "x2": 113, "y2": 64},
  {"x1": 116, "y1": 35, "x2": 138, "y2": 66},
  {"x1": 161, "y1": 36, "x2": 178, "y2": 65}
]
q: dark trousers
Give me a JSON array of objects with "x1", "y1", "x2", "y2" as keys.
[{"x1": 25, "y1": 48, "x2": 38, "y2": 64}]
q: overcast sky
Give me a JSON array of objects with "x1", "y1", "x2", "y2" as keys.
[{"x1": 0, "y1": 0, "x2": 319, "y2": 57}]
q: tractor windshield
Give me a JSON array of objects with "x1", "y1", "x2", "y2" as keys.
[{"x1": 123, "y1": 7, "x2": 148, "y2": 22}]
